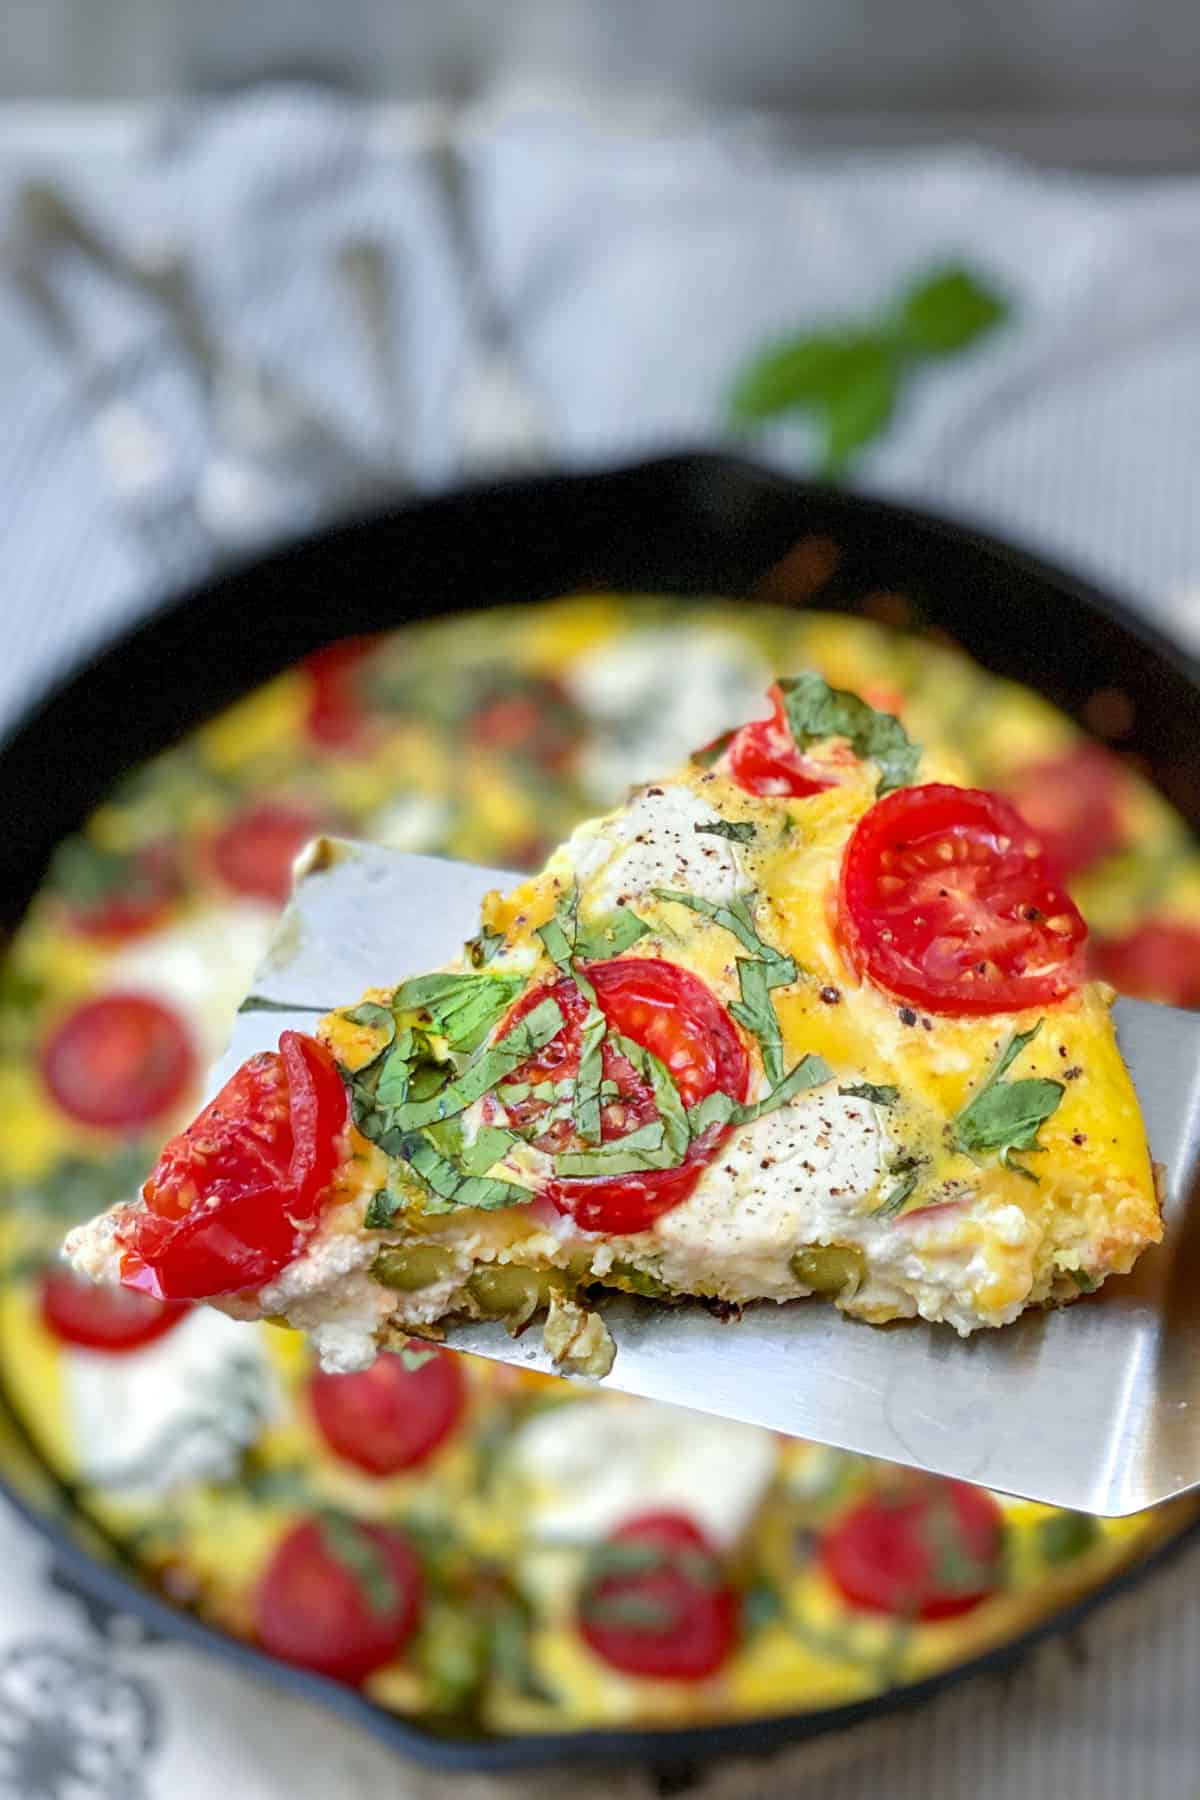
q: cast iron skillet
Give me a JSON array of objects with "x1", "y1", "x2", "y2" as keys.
[{"x1": 2, "y1": 453, "x2": 1200, "y2": 1775}]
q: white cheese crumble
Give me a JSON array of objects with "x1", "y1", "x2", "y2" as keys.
[
  {"x1": 106, "y1": 900, "x2": 277, "y2": 1063},
  {"x1": 563, "y1": 781, "x2": 750, "y2": 910},
  {"x1": 564, "y1": 626, "x2": 771, "y2": 801},
  {"x1": 65, "y1": 1307, "x2": 278, "y2": 1497},
  {"x1": 638, "y1": 1089, "x2": 885, "y2": 1301},
  {"x1": 507, "y1": 1393, "x2": 777, "y2": 1548},
  {"x1": 256, "y1": 1229, "x2": 394, "y2": 1373}
]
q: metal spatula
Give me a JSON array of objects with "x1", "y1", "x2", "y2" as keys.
[{"x1": 219, "y1": 839, "x2": 1200, "y2": 1517}]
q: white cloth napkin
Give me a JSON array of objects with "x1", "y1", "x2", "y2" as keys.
[{"x1": 2, "y1": 85, "x2": 1200, "y2": 1800}]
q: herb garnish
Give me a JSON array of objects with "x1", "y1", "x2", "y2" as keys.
[
  {"x1": 840, "y1": 1081, "x2": 899, "y2": 1107},
  {"x1": 694, "y1": 819, "x2": 756, "y2": 844},
  {"x1": 317, "y1": 1511, "x2": 399, "y2": 1617},
  {"x1": 688, "y1": 1053, "x2": 833, "y2": 1134},
  {"x1": 776, "y1": 672, "x2": 919, "y2": 795},
  {"x1": 873, "y1": 1152, "x2": 925, "y2": 1218},
  {"x1": 953, "y1": 1021, "x2": 1064, "y2": 1180},
  {"x1": 727, "y1": 262, "x2": 1008, "y2": 476}
]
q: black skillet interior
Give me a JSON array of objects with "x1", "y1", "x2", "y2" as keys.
[{"x1": 3, "y1": 450, "x2": 1200, "y2": 1772}]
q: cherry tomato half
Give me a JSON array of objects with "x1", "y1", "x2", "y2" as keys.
[
  {"x1": 117, "y1": 1031, "x2": 348, "y2": 1301},
  {"x1": 838, "y1": 784, "x2": 1087, "y2": 1015},
  {"x1": 40, "y1": 994, "x2": 196, "y2": 1130},
  {"x1": 820, "y1": 1479, "x2": 1004, "y2": 1621},
  {"x1": 303, "y1": 636, "x2": 382, "y2": 752},
  {"x1": 1002, "y1": 743, "x2": 1126, "y2": 878},
  {"x1": 210, "y1": 802, "x2": 325, "y2": 906},
  {"x1": 725, "y1": 684, "x2": 839, "y2": 799},
  {"x1": 64, "y1": 841, "x2": 181, "y2": 941},
  {"x1": 578, "y1": 1512, "x2": 738, "y2": 1681},
  {"x1": 309, "y1": 1345, "x2": 466, "y2": 1476},
  {"x1": 255, "y1": 1517, "x2": 423, "y2": 1685},
  {"x1": 1093, "y1": 919, "x2": 1200, "y2": 1009},
  {"x1": 39, "y1": 1266, "x2": 188, "y2": 1353},
  {"x1": 499, "y1": 957, "x2": 750, "y2": 1234}
]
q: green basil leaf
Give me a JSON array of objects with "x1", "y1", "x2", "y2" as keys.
[
  {"x1": 340, "y1": 1001, "x2": 396, "y2": 1038},
  {"x1": 821, "y1": 349, "x2": 899, "y2": 476},
  {"x1": 364, "y1": 1188, "x2": 400, "y2": 1229},
  {"x1": 1037, "y1": 1511, "x2": 1099, "y2": 1565},
  {"x1": 317, "y1": 1512, "x2": 399, "y2": 1618},
  {"x1": 465, "y1": 925, "x2": 505, "y2": 967},
  {"x1": 776, "y1": 671, "x2": 919, "y2": 795},
  {"x1": 612, "y1": 1033, "x2": 691, "y2": 1165},
  {"x1": 238, "y1": 995, "x2": 329, "y2": 1015},
  {"x1": 694, "y1": 820, "x2": 756, "y2": 844},
  {"x1": 839, "y1": 1081, "x2": 899, "y2": 1107},
  {"x1": 728, "y1": 330, "x2": 893, "y2": 424},
  {"x1": 394, "y1": 971, "x2": 527, "y2": 1054},
  {"x1": 460, "y1": 1125, "x2": 523, "y2": 1175},
  {"x1": 572, "y1": 1002, "x2": 607, "y2": 1146},
  {"x1": 688, "y1": 1053, "x2": 834, "y2": 1135},
  {"x1": 896, "y1": 265, "x2": 1008, "y2": 356},
  {"x1": 873, "y1": 1153, "x2": 925, "y2": 1218},
  {"x1": 552, "y1": 1119, "x2": 669, "y2": 1178},
  {"x1": 574, "y1": 909, "x2": 652, "y2": 960},
  {"x1": 399, "y1": 1131, "x2": 533, "y2": 1214},
  {"x1": 388, "y1": 996, "x2": 565, "y2": 1131},
  {"x1": 730, "y1": 958, "x2": 786, "y2": 1087},
  {"x1": 653, "y1": 889, "x2": 796, "y2": 983},
  {"x1": 954, "y1": 1022, "x2": 1064, "y2": 1177}
]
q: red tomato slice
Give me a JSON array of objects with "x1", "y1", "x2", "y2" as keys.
[
  {"x1": 466, "y1": 674, "x2": 579, "y2": 772},
  {"x1": 725, "y1": 684, "x2": 839, "y2": 799},
  {"x1": 1093, "y1": 920, "x2": 1200, "y2": 1008},
  {"x1": 64, "y1": 842, "x2": 181, "y2": 941},
  {"x1": 1002, "y1": 743, "x2": 1126, "y2": 878},
  {"x1": 210, "y1": 802, "x2": 325, "y2": 906},
  {"x1": 578, "y1": 1512, "x2": 738, "y2": 1681},
  {"x1": 117, "y1": 1031, "x2": 348, "y2": 1301},
  {"x1": 255, "y1": 1517, "x2": 423, "y2": 1685},
  {"x1": 303, "y1": 636, "x2": 381, "y2": 751},
  {"x1": 838, "y1": 784, "x2": 1087, "y2": 1015},
  {"x1": 309, "y1": 1345, "x2": 466, "y2": 1475},
  {"x1": 40, "y1": 994, "x2": 195, "y2": 1130},
  {"x1": 820, "y1": 1479, "x2": 1004, "y2": 1621},
  {"x1": 39, "y1": 1267, "x2": 188, "y2": 1353},
  {"x1": 499, "y1": 957, "x2": 750, "y2": 1234}
]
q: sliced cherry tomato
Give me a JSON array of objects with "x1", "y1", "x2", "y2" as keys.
[
  {"x1": 725, "y1": 684, "x2": 840, "y2": 799},
  {"x1": 117, "y1": 1031, "x2": 348, "y2": 1301},
  {"x1": 210, "y1": 802, "x2": 325, "y2": 906},
  {"x1": 499, "y1": 957, "x2": 750, "y2": 1234},
  {"x1": 466, "y1": 674, "x2": 579, "y2": 772},
  {"x1": 39, "y1": 1267, "x2": 188, "y2": 1353},
  {"x1": 63, "y1": 841, "x2": 181, "y2": 941},
  {"x1": 1093, "y1": 920, "x2": 1200, "y2": 1008},
  {"x1": 255, "y1": 1517, "x2": 423, "y2": 1685},
  {"x1": 309, "y1": 1345, "x2": 466, "y2": 1475},
  {"x1": 838, "y1": 784, "x2": 1087, "y2": 1015},
  {"x1": 40, "y1": 994, "x2": 195, "y2": 1130},
  {"x1": 1002, "y1": 743, "x2": 1126, "y2": 878},
  {"x1": 303, "y1": 636, "x2": 381, "y2": 751},
  {"x1": 820, "y1": 1479, "x2": 1004, "y2": 1621},
  {"x1": 578, "y1": 1512, "x2": 738, "y2": 1681}
]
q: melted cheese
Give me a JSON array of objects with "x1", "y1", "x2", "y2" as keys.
[{"x1": 560, "y1": 781, "x2": 750, "y2": 909}]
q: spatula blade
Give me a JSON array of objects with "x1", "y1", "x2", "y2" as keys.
[{"x1": 220, "y1": 839, "x2": 1200, "y2": 1515}]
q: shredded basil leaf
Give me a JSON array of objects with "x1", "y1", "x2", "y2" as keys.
[
  {"x1": 653, "y1": 889, "x2": 795, "y2": 982},
  {"x1": 340, "y1": 1001, "x2": 396, "y2": 1037},
  {"x1": 396, "y1": 1131, "x2": 533, "y2": 1213},
  {"x1": 776, "y1": 671, "x2": 920, "y2": 794},
  {"x1": 386, "y1": 996, "x2": 565, "y2": 1131},
  {"x1": 688, "y1": 1054, "x2": 833, "y2": 1135},
  {"x1": 729, "y1": 958, "x2": 786, "y2": 1087},
  {"x1": 575, "y1": 909, "x2": 652, "y2": 960},
  {"x1": 317, "y1": 1512, "x2": 399, "y2": 1618},
  {"x1": 238, "y1": 995, "x2": 330, "y2": 1015},
  {"x1": 465, "y1": 925, "x2": 505, "y2": 967},
  {"x1": 572, "y1": 1001, "x2": 607, "y2": 1146},
  {"x1": 953, "y1": 1022, "x2": 1064, "y2": 1179},
  {"x1": 873, "y1": 1152, "x2": 925, "y2": 1217},
  {"x1": 839, "y1": 1081, "x2": 899, "y2": 1107},
  {"x1": 694, "y1": 819, "x2": 756, "y2": 844},
  {"x1": 613, "y1": 1033, "x2": 691, "y2": 1164},
  {"x1": 393, "y1": 970, "x2": 526, "y2": 1054}
]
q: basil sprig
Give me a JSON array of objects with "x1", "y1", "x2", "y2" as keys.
[
  {"x1": 776, "y1": 672, "x2": 919, "y2": 795},
  {"x1": 694, "y1": 819, "x2": 756, "y2": 844},
  {"x1": 953, "y1": 1022, "x2": 1064, "y2": 1180}
]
